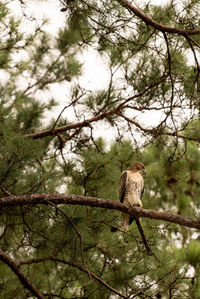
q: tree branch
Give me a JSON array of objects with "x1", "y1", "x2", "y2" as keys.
[
  {"x1": 117, "y1": 111, "x2": 200, "y2": 142},
  {"x1": 119, "y1": 0, "x2": 200, "y2": 36},
  {"x1": 134, "y1": 218, "x2": 154, "y2": 257},
  {"x1": 24, "y1": 78, "x2": 165, "y2": 139},
  {"x1": 1, "y1": 193, "x2": 200, "y2": 230},
  {"x1": 0, "y1": 249, "x2": 45, "y2": 299},
  {"x1": 18, "y1": 256, "x2": 129, "y2": 299}
]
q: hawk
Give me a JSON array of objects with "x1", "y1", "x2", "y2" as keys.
[{"x1": 119, "y1": 162, "x2": 146, "y2": 232}]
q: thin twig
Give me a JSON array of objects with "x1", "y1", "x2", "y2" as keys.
[
  {"x1": 0, "y1": 187, "x2": 13, "y2": 197},
  {"x1": 46, "y1": 201, "x2": 84, "y2": 238},
  {"x1": 135, "y1": 218, "x2": 159, "y2": 261},
  {"x1": 24, "y1": 78, "x2": 166, "y2": 139},
  {"x1": 18, "y1": 255, "x2": 129, "y2": 299},
  {"x1": 47, "y1": 201, "x2": 91, "y2": 279}
]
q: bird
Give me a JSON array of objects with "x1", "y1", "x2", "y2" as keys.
[{"x1": 119, "y1": 162, "x2": 146, "y2": 232}]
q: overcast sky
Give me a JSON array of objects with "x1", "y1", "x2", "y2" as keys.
[
  {"x1": 8, "y1": 0, "x2": 168, "y2": 92},
  {"x1": 6, "y1": 0, "x2": 170, "y2": 143}
]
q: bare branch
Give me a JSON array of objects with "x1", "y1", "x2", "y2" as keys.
[
  {"x1": 119, "y1": 0, "x2": 200, "y2": 36},
  {"x1": 117, "y1": 112, "x2": 200, "y2": 142},
  {"x1": 135, "y1": 218, "x2": 155, "y2": 257},
  {"x1": 0, "y1": 193, "x2": 200, "y2": 230},
  {"x1": 23, "y1": 78, "x2": 166, "y2": 139}
]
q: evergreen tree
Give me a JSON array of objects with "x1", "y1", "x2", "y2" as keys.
[{"x1": 0, "y1": 0, "x2": 200, "y2": 298}]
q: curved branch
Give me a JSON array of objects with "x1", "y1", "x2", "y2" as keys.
[
  {"x1": 24, "y1": 78, "x2": 165, "y2": 139},
  {"x1": 0, "y1": 249, "x2": 45, "y2": 299},
  {"x1": 0, "y1": 193, "x2": 200, "y2": 230},
  {"x1": 18, "y1": 256, "x2": 128, "y2": 299},
  {"x1": 119, "y1": 0, "x2": 200, "y2": 36},
  {"x1": 117, "y1": 112, "x2": 200, "y2": 142}
]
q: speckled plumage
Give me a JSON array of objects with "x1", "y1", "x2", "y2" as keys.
[{"x1": 119, "y1": 162, "x2": 145, "y2": 232}]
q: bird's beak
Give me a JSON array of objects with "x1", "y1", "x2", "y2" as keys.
[{"x1": 142, "y1": 168, "x2": 146, "y2": 175}]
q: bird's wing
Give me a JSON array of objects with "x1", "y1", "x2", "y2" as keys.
[{"x1": 119, "y1": 171, "x2": 127, "y2": 203}]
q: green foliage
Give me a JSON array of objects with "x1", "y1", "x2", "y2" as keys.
[
  {"x1": 185, "y1": 240, "x2": 200, "y2": 266},
  {"x1": 1, "y1": 0, "x2": 200, "y2": 298},
  {"x1": 57, "y1": 11, "x2": 92, "y2": 52}
]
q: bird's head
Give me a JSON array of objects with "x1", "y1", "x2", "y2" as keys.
[{"x1": 129, "y1": 162, "x2": 146, "y2": 175}]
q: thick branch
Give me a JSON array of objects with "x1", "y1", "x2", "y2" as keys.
[
  {"x1": 18, "y1": 256, "x2": 128, "y2": 299},
  {"x1": 0, "y1": 249, "x2": 45, "y2": 299},
  {"x1": 1, "y1": 193, "x2": 200, "y2": 230},
  {"x1": 119, "y1": 0, "x2": 200, "y2": 36}
]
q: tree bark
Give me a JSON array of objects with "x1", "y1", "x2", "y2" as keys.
[
  {"x1": 1, "y1": 193, "x2": 200, "y2": 230},
  {"x1": 24, "y1": 79, "x2": 164, "y2": 139},
  {"x1": 119, "y1": 0, "x2": 200, "y2": 36}
]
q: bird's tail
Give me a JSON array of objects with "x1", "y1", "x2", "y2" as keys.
[{"x1": 120, "y1": 212, "x2": 130, "y2": 232}]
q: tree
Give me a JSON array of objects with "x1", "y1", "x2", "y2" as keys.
[{"x1": 1, "y1": 0, "x2": 200, "y2": 298}]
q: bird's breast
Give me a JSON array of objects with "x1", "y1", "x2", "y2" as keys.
[{"x1": 124, "y1": 171, "x2": 144, "y2": 206}]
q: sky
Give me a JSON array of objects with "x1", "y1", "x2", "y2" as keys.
[
  {"x1": 7, "y1": 0, "x2": 168, "y2": 92},
  {"x1": 6, "y1": 0, "x2": 169, "y2": 143}
]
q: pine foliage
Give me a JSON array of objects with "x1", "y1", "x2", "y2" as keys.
[{"x1": 0, "y1": 0, "x2": 200, "y2": 298}]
